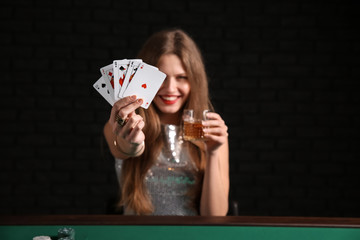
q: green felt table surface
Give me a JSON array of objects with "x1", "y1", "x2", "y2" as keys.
[
  {"x1": 1, "y1": 225, "x2": 360, "y2": 240},
  {"x1": 1, "y1": 215, "x2": 360, "y2": 240}
]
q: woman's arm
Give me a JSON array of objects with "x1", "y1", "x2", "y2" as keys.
[{"x1": 199, "y1": 112, "x2": 230, "y2": 216}]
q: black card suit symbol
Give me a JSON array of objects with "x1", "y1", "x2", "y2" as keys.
[
  {"x1": 101, "y1": 83, "x2": 106, "y2": 88},
  {"x1": 120, "y1": 66, "x2": 125, "y2": 71}
]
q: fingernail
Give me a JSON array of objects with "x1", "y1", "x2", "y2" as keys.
[
  {"x1": 137, "y1": 98, "x2": 143, "y2": 104},
  {"x1": 130, "y1": 95, "x2": 137, "y2": 100}
]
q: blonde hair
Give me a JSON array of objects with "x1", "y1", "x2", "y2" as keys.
[{"x1": 118, "y1": 29, "x2": 213, "y2": 215}]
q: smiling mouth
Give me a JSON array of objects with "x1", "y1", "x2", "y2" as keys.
[{"x1": 159, "y1": 95, "x2": 180, "y2": 105}]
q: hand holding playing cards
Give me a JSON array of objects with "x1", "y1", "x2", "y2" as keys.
[
  {"x1": 109, "y1": 95, "x2": 145, "y2": 157},
  {"x1": 202, "y1": 112, "x2": 229, "y2": 154}
]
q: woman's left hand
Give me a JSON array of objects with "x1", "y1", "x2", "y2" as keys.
[{"x1": 202, "y1": 112, "x2": 228, "y2": 154}]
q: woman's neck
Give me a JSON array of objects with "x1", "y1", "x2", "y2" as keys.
[{"x1": 159, "y1": 112, "x2": 182, "y2": 125}]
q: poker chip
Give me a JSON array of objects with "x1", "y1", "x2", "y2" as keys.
[
  {"x1": 58, "y1": 227, "x2": 75, "y2": 240},
  {"x1": 33, "y1": 236, "x2": 51, "y2": 240}
]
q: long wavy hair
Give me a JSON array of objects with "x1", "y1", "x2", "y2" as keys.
[{"x1": 118, "y1": 29, "x2": 213, "y2": 215}]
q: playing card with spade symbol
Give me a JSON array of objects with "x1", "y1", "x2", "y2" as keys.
[
  {"x1": 100, "y1": 63, "x2": 115, "y2": 101},
  {"x1": 118, "y1": 59, "x2": 142, "y2": 98},
  {"x1": 113, "y1": 59, "x2": 130, "y2": 101},
  {"x1": 93, "y1": 76, "x2": 115, "y2": 106},
  {"x1": 122, "y1": 62, "x2": 166, "y2": 109}
]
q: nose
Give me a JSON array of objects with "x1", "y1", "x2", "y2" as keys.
[{"x1": 161, "y1": 76, "x2": 176, "y2": 91}]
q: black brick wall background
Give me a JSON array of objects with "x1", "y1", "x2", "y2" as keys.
[{"x1": 1, "y1": 0, "x2": 359, "y2": 216}]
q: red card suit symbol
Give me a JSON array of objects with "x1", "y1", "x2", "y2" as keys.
[
  {"x1": 141, "y1": 84, "x2": 147, "y2": 89},
  {"x1": 119, "y1": 74, "x2": 125, "y2": 86},
  {"x1": 110, "y1": 76, "x2": 114, "y2": 88}
]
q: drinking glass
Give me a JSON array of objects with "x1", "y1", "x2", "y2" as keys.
[{"x1": 182, "y1": 109, "x2": 208, "y2": 141}]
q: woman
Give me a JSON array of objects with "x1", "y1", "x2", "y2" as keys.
[{"x1": 103, "y1": 29, "x2": 229, "y2": 216}]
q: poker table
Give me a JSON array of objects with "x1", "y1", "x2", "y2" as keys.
[{"x1": 1, "y1": 215, "x2": 360, "y2": 240}]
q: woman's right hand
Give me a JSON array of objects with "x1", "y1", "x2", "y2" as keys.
[{"x1": 108, "y1": 95, "x2": 145, "y2": 157}]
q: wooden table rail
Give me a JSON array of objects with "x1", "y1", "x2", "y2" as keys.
[{"x1": 1, "y1": 215, "x2": 360, "y2": 228}]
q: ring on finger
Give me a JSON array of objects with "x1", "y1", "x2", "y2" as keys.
[{"x1": 115, "y1": 115, "x2": 127, "y2": 127}]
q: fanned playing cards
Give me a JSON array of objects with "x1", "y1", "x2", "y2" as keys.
[{"x1": 93, "y1": 59, "x2": 166, "y2": 109}]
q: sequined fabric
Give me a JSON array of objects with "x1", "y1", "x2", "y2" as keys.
[{"x1": 115, "y1": 124, "x2": 199, "y2": 216}]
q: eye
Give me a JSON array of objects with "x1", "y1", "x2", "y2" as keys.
[{"x1": 176, "y1": 75, "x2": 188, "y2": 81}]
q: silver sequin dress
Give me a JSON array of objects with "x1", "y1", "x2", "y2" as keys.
[{"x1": 115, "y1": 124, "x2": 199, "y2": 215}]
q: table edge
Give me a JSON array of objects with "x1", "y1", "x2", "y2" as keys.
[{"x1": 1, "y1": 215, "x2": 360, "y2": 228}]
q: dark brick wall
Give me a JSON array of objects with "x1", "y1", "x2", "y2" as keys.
[{"x1": 1, "y1": 0, "x2": 359, "y2": 216}]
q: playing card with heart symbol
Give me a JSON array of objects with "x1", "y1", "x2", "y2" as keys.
[{"x1": 122, "y1": 62, "x2": 166, "y2": 109}]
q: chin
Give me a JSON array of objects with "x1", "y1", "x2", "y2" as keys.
[
  {"x1": 154, "y1": 101, "x2": 184, "y2": 115},
  {"x1": 158, "y1": 105, "x2": 182, "y2": 114}
]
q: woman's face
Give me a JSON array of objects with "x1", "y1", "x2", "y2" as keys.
[{"x1": 154, "y1": 54, "x2": 191, "y2": 122}]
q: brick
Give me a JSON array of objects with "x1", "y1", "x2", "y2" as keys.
[
  {"x1": 277, "y1": 66, "x2": 311, "y2": 77},
  {"x1": 243, "y1": 115, "x2": 279, "y2": 126},
  {"x1": 20, "y1": 110, "x2": 57, "y2": 121},
  {"x1": 296, "y1": 103, "x2": 333, "y2": 114},
  {"x1": 241, "y1": 139, "x2": 275, "y2": 150},
  {"x1": 228, "y1": 53, "x2": 259, "y2": 64},
  {"x1": 261, "y1": 103, "x2": 294, "y2": 113},
  {"x1": 14, "y1": 183, "x2": 51, "y2": 195},
  {"x1": 226, "y1": 28, "x2": 261, "y2": 40},
  {"x1": 256, "y1": 173, "x2": 288, "y2": 189},
  {"x1": 262, "y1": 54, "x2": 297, "y2": 64},
  {"x1": 281, "y1": 16, "x2": 316, "y2": 27},
  {"x1": 37, "y1": 195, "x2": 73, "y2": 208},
  {"x1": 151, "y1": 0, "x2": 185, "y2": 11},
  {"x1": 73, "y1": 48, "x2": 110, "y2": 60},
  {"x1": 265, "y1": 2, "x2": 299, "y2": 15},
  {"x1": 189, "y1": 1, "x2": 224, "y2": 12},
  {"x1": 35, "y1": 46, "x2": 72, "y2": 58},
  {"x1": 260, "y1": 127, "x2": 294, "y2": 137},
  {"x1": 74, "y1": 0, "x2": 111, "y2": 7},
  {"x1": 169, "y1": 13, "x2": 205, "y2": 26},
  {"x1": 280, "y1": 115, "x2": 314, "y2": 125},
  {"x1": 244, "y1": 15, "x2": 280, "y2": 27},
  {"x1": 277, "y1": 138, "x2": 312, "y2": 150},
  {"x1": 274, "y1": 163, "x2": 307, "y2": 174},
  {"x1": 296, "y1": 127, "x2": 332, "y2": 137},
  {"x1": 54, "y1": 34, "x2": 91, "y2": 46},
  {"x1": 226, "y1": 1, "x2": 262, "y2": 14},
  {"x1": 18, "y1": 134, "x2": 54, "y2": 146},
  {"x1": 311, "y1": 164, "x2": 345, "y2": 175},
  {"x1": 241, "y1": 65, "x2": 276, "y2": 77},
  {"x1": 260, "y1": 78, "x2": 294, "y2": 89}
]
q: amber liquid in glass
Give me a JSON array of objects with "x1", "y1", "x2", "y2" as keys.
[{"x1": 183, "y1": 121, "x2": 203, "y2": 140}]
